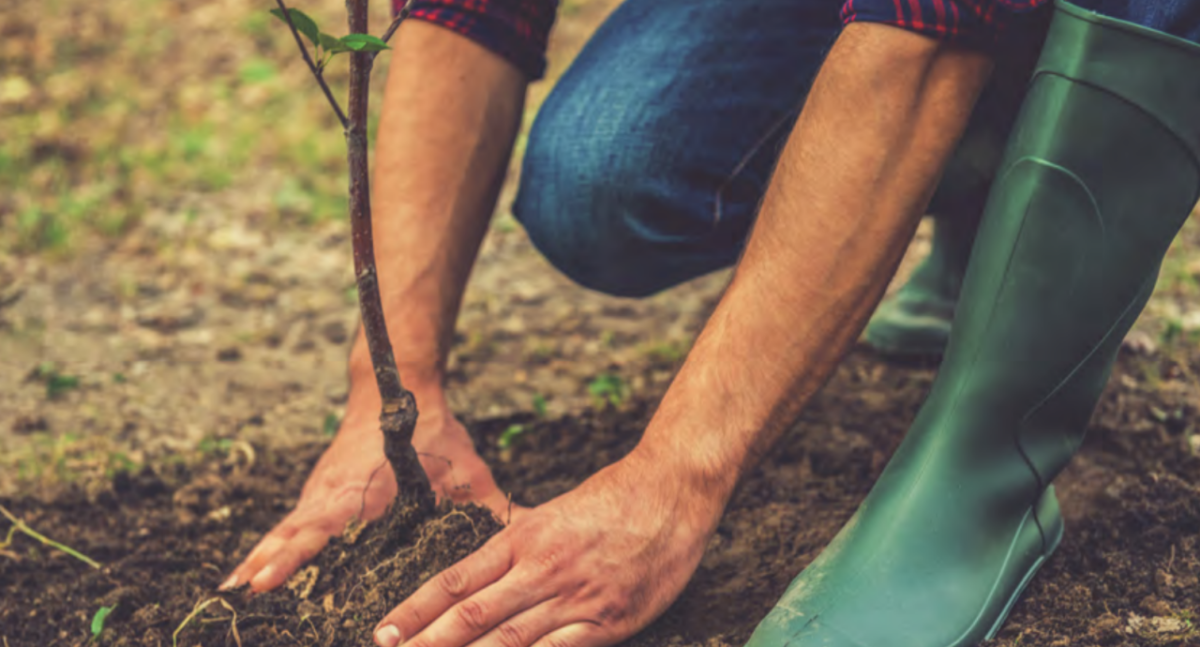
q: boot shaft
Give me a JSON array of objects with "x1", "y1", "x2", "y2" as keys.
[{"x1": 923, "y1": 1, "x2": 1200, "y2": 480}]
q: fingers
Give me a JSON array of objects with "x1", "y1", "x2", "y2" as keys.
[
  {"x1": 527, "y1": 623, "x2": 606, "y2": 647},
  {"x1": 384, "y1": 577, "x2": 550, "y2": 647},
  {"x1": 501, "y1": 503, "x2": 532, "y2": 527},
  {"x1": 479, "y1": 490, "x2": 519, "y2": 524},
  {"x1": 373, "y1": 539, "x2": 514, "y2": 646},
  {"x1": 466, "y1": 601, "x2": 582, "y2": 647},
  {"x1": 249, "y1": 526, "x2": 331, "y2": 591},
  {"x1": 222, "y1": 516, "x2": 333, "y2": 593},
  {"x1": 223, "y1": 530, "x2": 289, "y2": 591}
]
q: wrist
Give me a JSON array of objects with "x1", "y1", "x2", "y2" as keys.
[
  {"x1": 615, "y1": 443, "x2": 732, "y2": 541},
  {"x1": 630, "y1": 429, "x2": 741, "y2": 506},
  {"x1": 629, "y1": 335, "x2": 767, "y2": 510},
  {"x1": 348, "y1": 324, "x2": 447, "y2": 396},
  {"x1": 628, "y1": 406, "x2": 744, "y2": 517},
  {"x1": 348, "y1": 345, "x2": 446, "y2": 391}
]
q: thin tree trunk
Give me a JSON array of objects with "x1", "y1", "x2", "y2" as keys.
[{"x1": 345, "y1": 0, "x2": 433, "y2": 509}]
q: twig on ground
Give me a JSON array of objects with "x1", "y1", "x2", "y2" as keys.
[
  {"x1": 0, "y1": 503, "x2": 101, "y2": 569},
  {"x1": 273, "y1": 0, "x2": 349, "y2": 128},
  {"x1": 303, "y1": 614, "x2": 321, "y2": 641},
  {"x1": 226, "y1": 440, "x2": 257, "y2": 474},
  {"x1": 173, "y1": 597, "x2": 242, "y2": 647}
]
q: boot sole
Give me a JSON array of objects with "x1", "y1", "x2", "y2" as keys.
[{"x1": 983, "y1": 489, "x2": 1066, "y2": 642}]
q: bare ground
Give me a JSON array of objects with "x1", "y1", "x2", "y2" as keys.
[{"x1": 3, "y1": 1, "x2": 1200, "y2": 645}]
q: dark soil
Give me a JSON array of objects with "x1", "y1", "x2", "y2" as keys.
[{"x1": 2, "y1": 348, "x2": 1198, "y2": 647}]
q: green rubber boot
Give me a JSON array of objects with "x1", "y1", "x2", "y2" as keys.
[
  {"x1": 863, "y1": 211, "x2": 978, "y2": 358},
  {"x1": 864, "y1": 27, "x2": 1042, "y2": 360},
  {"x1": 746, "y1": 4, "x2": 1200, "y2": 647}
]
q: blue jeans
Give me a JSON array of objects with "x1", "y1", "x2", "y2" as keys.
[
  {"x1": 512, "y1": 0, "x2": 1199, "y2": 298},
  {"x1": 1074, "y1": 0, "x2": 1200, "y2": 41}
]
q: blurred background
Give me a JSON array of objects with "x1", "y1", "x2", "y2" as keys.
[{"x1": 1, "y1": 0, "x2": 1198, "y2": 494}]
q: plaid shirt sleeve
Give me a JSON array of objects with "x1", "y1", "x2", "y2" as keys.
[
  {"x1": 393, "y1": 0, "x2": 559, "y2": 80},
  {"x1": 841, "y1": 0, "x2": 1050, "y2": 47}
]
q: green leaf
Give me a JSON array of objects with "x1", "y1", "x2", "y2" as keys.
[
  {"x1": 587, "y1": 374, "x2": 628, "y2": 408},
  {"x1": 322, "y1": 413, "x2": 340, "y2": 436},
  {"x1": 319, "y1": 32, "x2": 349, "y2": 54},
  {"x1": 46, "y1": 373, "x2": 80, "y2": 399},
  {"x1": 339, "y1": 33, "x2": 391, "y2": 52},
  {"x1": 531, "y1": 394, "x2": 547, "y2": 418},
  {"x1": 91, "y1": 604, "x2": 117, "y2": 638},
  {"x1": 270, "y1": 8, "x2": 320, "y2": 48},
  {"x1": 497, "y1": 424, "x2": 526, "y2": 450}
]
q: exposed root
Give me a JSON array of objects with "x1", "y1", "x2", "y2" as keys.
[
  {"x1": 226, "y1": 440, "x2": 257, "y2": 475},
  {"x1": 173, "y1": 597, "x2": 242, "y2": 647}
]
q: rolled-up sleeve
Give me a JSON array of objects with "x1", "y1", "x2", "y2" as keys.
[
  {"x1": 393, "y1": 0, "x2": 559, "y2": 80},
  {"x1": 840, "y1": 0, "x2": 1050, "y2": 49}
]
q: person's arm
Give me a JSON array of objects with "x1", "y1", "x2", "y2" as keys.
[
  {"x1": 371, "y1": 22, "x2": 994, "y2": 647},
  {"x1": 227, "y1": 20, "x2": 527, "y2": 593},
  {"x1": 639, "y1": 23, "x2": 995, "y2": 492}
]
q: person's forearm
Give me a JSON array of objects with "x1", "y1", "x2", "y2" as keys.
[
  {"x1": 346, "y1": 20, "x2": 526, "y2": 412},
  {"x1": 636, "y1": 24, "x2": 994, "y2": 502}
]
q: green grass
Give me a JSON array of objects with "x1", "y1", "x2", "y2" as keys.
[
  {"x1": 587, "y1": 373, "x2": 629, "y2": 408},
  {"x1": 0, "y1": 0, "x2": 393, "y2": 255},
  {"x1": 31, "y1": 362, "x2": 82, "y2": 400},
  {"x1": 4, "y1": 431, "x2": 143, "y2": 487},
  {"x1": 640, "y1": 339, "x2": 689, "y2": 364},
  {"x1": 497, "y1": 423, "x2": 527, "y2": 449}
]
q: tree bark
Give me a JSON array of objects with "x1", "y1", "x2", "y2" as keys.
[{"x1": 345, "y1": 0, "x2": 434, "y2": 510}]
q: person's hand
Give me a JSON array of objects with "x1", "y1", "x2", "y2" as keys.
[
  {"x1": 370, "y1": 446, "x2": 728, "y2": 647},
  {"x1": 222, "y1": 393, "x2": 515, "y2": 593}
]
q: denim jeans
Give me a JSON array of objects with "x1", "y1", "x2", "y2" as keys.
[
  {"x1": 1074, "y1": 0, "x2": 1200, "y2": 42},
  {"x1": 512, "y1": 0, "x2": 1199, "y2": 298}
]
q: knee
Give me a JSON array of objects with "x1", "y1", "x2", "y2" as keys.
[{"x1": 514, "y1": 95, "x2": 716, "y2": 298}]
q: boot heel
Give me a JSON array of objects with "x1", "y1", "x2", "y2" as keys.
[{"x1": 984, "y1": 486, "x2": 1065, "y2": 641}]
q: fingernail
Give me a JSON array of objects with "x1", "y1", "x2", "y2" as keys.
[
  {"x1": 218, "y1": 574, "x2": 240, "y2": 591},
  {"x1": 250, "y1": 565, "x2": 275, "y2": 591},
  {"x1": 374, "y1": 625, "x2": 402, "y2": 647}
]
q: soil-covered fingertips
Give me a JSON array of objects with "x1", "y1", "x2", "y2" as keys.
[{"x1": 2, "y1": 348, "x2": 1198, "y2": 647}]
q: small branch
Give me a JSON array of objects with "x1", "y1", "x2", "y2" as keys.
[
  {"x1": 373, "y1": 0, "x2": 415, "y2": 62},
  {"x1": 0, "y1": 503, "x2": 101, "y2": 569},
  {"x1": 275, "y1": 0, "x2": 349, "y2": 129}
]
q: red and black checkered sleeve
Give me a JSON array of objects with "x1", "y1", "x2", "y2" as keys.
[
  {"x1": 840, "y1": 0, "x2": 1049, "y2": 48},
  {"x1": 392, "y1": 0, "x2": 558, "y2": 80}
]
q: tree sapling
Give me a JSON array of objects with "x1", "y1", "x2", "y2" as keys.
[{"x1": 270, "y1": 0, "x2": 432, "y2": 509}]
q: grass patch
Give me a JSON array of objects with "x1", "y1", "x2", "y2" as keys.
[{"x1": 0, "y1": 0, "x2": 394, "y2": 255}]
